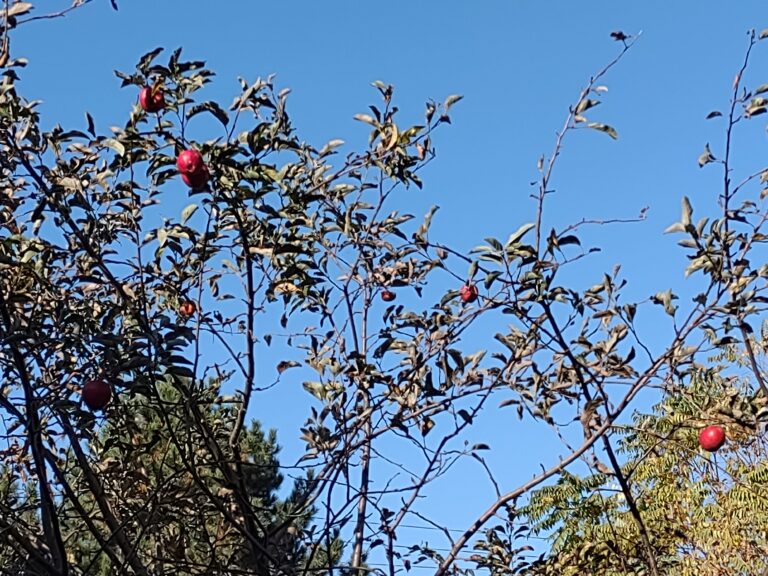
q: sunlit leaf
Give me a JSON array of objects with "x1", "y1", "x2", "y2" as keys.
[{"x1": 586, "y1": 122, "x2": 618, "y2": 139}]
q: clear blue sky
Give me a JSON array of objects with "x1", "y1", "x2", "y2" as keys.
[{"x1": 15, "y1": 0, "x2": 768, "y2": 563}]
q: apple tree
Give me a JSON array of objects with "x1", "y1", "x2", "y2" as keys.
[{"x1": 4, "y1": 2, "x2": 768, "y2": 576}]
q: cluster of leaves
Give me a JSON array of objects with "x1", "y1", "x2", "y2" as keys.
[
  {"x1": 5, "y1": 3, "x2": 768, "y2": 576},
  {"x1": 522, "y1": 368, "x2": 768, "y2": 576},
  {"x1": 0, "y1": 1, "x2": 450, "y2": 573},
  {"x1": 516, "y1": 29, "x2": 768, "y2": 576}
]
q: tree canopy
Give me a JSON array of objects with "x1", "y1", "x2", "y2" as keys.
[{"x1": 3, "y1": 2, "x2": 768, "y2": 575}]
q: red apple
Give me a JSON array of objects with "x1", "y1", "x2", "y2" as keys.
[
  {"x1": 139, "y1": 86, "x2": 165, "y2": 113},
  {"x1": 381, "y1": 290, "x2": 396, "y2": 302},
  {"x1": 459, "y1": 283, "x2": 478, "y2": 304},
  {"x1": 176, "y1": 149, "x2": 204, "y2": 176},
  {"x1": 179, "y1": 300, "x2": 197, "y2": 317},
  {"x1": 181, "y1": 164, "x2": 209, "y2": 190},
  {"x1": 699, "y1": 425, "x2": 726, "y2": 452},
  {"x1": 82, "y1": 379, "x2": 112, "y2": 411}
]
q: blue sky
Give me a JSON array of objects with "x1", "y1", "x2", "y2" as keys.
[
  {"x1": 14, "y1": 0, "x2": 768, "y2": 564},
  {"x1": 16, "y1": 0, "x2": 760, "y2": 303}
]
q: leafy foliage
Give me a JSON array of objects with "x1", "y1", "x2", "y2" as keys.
[
  {"x1": 3, "y1": 4, "x2": 768, "y2": 576},
  {"x1": 522, "y1": 370, "x2": 768, "y2": 576}
]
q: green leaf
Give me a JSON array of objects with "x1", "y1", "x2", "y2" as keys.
[
  {"x1": 468, "y1": 260, "x2": 478, "y2": 280},
  {"x1": 681, "y1": 196, "x2": 693, "y2": 227},
  {"x1": 664, "y1": 222, "x2": 685, "y2": 234},
  {"x1": 444, "y1": 94, "x2": 464, "y2": 111},
  {"x1": 506, "y1": 223, "x2": 535, "y2": 247},
  {"x1": 557, "y1": 234, "x2": 580, "y2": 247},
  {"x1": 402, "y1": 125, "x2": 424, "y2": 139},
  {"x1": 187, "y1": 101, "x2": 229, "y2": 126},
  {"x1": 276, "y1": 360, "x2": 301, "y2": 374},
  {"x1": 651, "y1": 289, "x2": 678, "y2": 316},
  {"x1": 576, "y1": 99, "x2": 600, "y2": 114},
  {"x1": 7, "y1": 2, "x2": 33, "y2": 17},
  {"x1": 137, "y1": 47, "x2": 164, "y2": 73},
  {"x1": 303, "y1": 381, "x2": 326, "y2": 401},
  {"x1": 85, "y1": 112, "x2": 96, "y2": 137},
  {"x1": 698, "y1": 143, "x2": 715, "y2": 167},
  {"x1": 414, "y1": 205, "x2": 439, "y2": 242},
  {"x1": 181, "y1": 204, "x2": 198, "y2": 225},
  {"x1": 319, "y1": 139, "x2": 345, "y2": 156},
  {"x1": 102, "y1": 138, "x2": 125, "y2": 156},
  {"x1": 484, "y1": 271, "x2": 502, "y2": 289},
  {"x1": 353, "y1": 113, "x2": 377, "y2": 126},
  {"x1": 484, "y1": 237, "x2": 503, "y2": 251},
  {"x1": 586, "y1": 122, "x2": 618, "y2": 139}
]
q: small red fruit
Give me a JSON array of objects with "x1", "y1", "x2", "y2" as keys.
[
  {"x1": 179, "y1": 300, "x2": 197, "y2": 317},
  {"x1": 139, "y1": 86, "x2": 165, "y2": 113},
  {"x1": 381, "y1": 290, "x2": 396, "y2": 302},
  {"x1": 82, "y1": 379, "x2": 112, "y2": 411},
  {"x1": 176, "y1": 149, "x2": 204, "y2": 176},
  {"x1": 181, "y1": 164, "x2": 209, "y2": 190},
  {"x1": 699, "y1": 425, "x2": 726, "y2": 452},
  {"x1": 459, "y1": 283, "x2": 478, "y2": 304}
]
